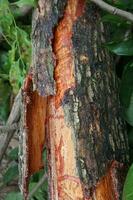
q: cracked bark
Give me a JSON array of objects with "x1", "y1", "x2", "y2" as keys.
[{"x1": 20, "y1": 0, "x2": 129, "y2": 199}]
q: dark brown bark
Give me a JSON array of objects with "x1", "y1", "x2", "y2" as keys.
[
  {"x1": 70, "y1": 3, "x2": 129, "y2": 198},
  {"x1": 20, "y1": 0, "x2": 129, "y2": 199},
  {"x1": 32, "y1": 0, "x2": 67, "y2": 96}
]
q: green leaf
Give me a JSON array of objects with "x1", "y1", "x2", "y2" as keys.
[
  {"x1": 106, "y1": 40, "x2": 133, "y2": 56},
  {"x1": 9, "y1": 60, "x2": 23, "y2": 94},
  {"x1": 30, "y1": 169, "x2": 44, "y2": 182},
  {"x1": 14, "y1": 0, "x2": 36, "y2": 8},
  {"x1": 0, "y1": 0, "x2": 9, "y2": 10},
  {"x1": 8, "y1": 147, "x2": 18, "y2": 160},
  {"x1": 5, "y1": 192, "x2": 23, "y2": 200},
  {"x1": 29, "y1": 172, "x2": 48, "y2": 198},
  {"x1": 0, "y1": 79, "x2": 11, "y2": 121},
  {"x1": 29, "y1": 182, "x2": 44, "y2": 200},
  {"x1": 122, "y1": 164, "x2": 133, "y2": 200},
  {"x1": 120, "y1": 62, "x2": 133, "y2": 125},
  {"x1": 3, "y1": 163, "x2": 18, "y2": 184},
  {"x1": 0, "y1": 0, "x2": 13, "y2": 35},
  {"x1": 114, "y1": 0, "x2": 133, "y2": 10},
  {"x1": 43, "y1": 149, "x2": 47, "y2": 162},
  {"x1": 17, "y1": 27, "x2": 31, "y2": 69},
  {"x1": 0, "y1": 52, "x2": 10, "y2": 75},
  {"x1": 102, "y1": 14, "x2": 130, "y2": 25}
]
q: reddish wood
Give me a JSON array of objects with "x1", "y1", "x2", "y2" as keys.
[
  {"x1": 47, "y1": 99, "x2": 84, "y2": 200},
  {"x1": 94, "y1": 161, "x2": 125, "y2": 200},
  {"x1": 46, "y1": 0, "x2": 86, "y2": 199},
  {"x1": 53, "y1": 0, "x2": 85, "y2": 108},
  {"x1": 22, "y1": 75, "x2": 47, "y2": 199}
]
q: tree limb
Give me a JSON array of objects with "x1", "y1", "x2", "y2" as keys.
[
  {"x1": 0, "y1": 90, "x2": 21, "y2": 164},
  {"x1": 0, "y1": 123, "x2": 18, "y2": 134},
  {"x1": 90, "y1": 0, "x2": 133, "y2": 23},
  {"x1": 27, "y1": 173, "x2": 47, "y2": 200},
  {"x1": 7, "y1": 90, "x2": 21, "y2": 125}
]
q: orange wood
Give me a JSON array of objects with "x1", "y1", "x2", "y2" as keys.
[
  {"x1": 26, "y1": 90, "x2": 47, "y2": 175},
  {"x1": 94, "y1": 161, "x2": 124, "y2": 200},
  {"x1": 47, "y1": 0, "x2": 85, "y2": 199},
  {"x1": 53, "y1": 0, "x2": 85, "y2": 108},
  {"x1": 47, "y1": 99, "x2": 84, "y2": 200},
  {"x1": 22, "y1": 75, "x2": 47, "y2": 199}
]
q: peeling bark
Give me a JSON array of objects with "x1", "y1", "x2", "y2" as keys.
[
  {"x1": 32, "y1": 0, "x2": 67, "y2": 96},
  {"x1": 20, "y1": 0, "x2": 129, "y2": 199}
]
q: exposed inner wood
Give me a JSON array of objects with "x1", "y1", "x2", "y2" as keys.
[
  {"x1": 94, "y1": 161, "x2": 126, "y2": 200},
  {"x1": 47, "y1": 100, "x2": 84, "y2": 199},
  {"x1": 47, "y1": 0, "x2": 85, "y2": 199},
  {"x1": 26, "y1": 90, "x2": 47, "y2": 175},
  {"x1": 22, "y1": 75, "x2": 47, "y2": 199},
  {"x1": 53, "y1": 0, "x2": 85, "y2": 108}
]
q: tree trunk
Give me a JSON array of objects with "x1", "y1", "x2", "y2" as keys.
[{"x1": 20, "y1": 0, "x2": 129, "y2": 199}]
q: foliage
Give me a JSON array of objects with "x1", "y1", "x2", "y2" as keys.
[
  {"x1": 4, "y1": 148, "x2": 48, "y2": 200},
  {"x1": 5, "y1": 192, "x2": 23, "y2": 200},
  {"x1": 122, "y1": 164, "x2": 133, "y2": 200},
  {"x1": 11, "y1": 0, "x2": 37, "y2": 8},
  {"x1": 0, "y1": 0, "x2": 32, "y2": 121},
  {"x1": 102, "y1": 1, "x2": 133, "y2": 123},
  {"x1": 3, "y1": 162, "x2": 18, "y2": 184},
  {"x1": 106, "y1": 40, "x2": 133, "y2": 56},
  {"x1": 120, "y1": 62, "x2": 133, "y2": 126},
  {"x1": 103, "y1": 1, "x2": 133, "y2": 199}
]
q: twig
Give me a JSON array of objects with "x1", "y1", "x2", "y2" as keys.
[
  {"x1": 0, "y1": 123, "x2": 18, "y2": 134},
  {"x1": 27, "y1": 173, "x2": 47, "y2": 200},
  {"x1": 0, "y1": 90, "x2": 21, "y2": 164},
  {"x1": 7, "y1": 90, "x2": 21, "y2": 125},
  {"x1": 90, "y1": 0, "x2": 133, "y2": 23}
]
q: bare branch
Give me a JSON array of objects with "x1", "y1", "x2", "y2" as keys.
[
  {"x1": 7, "y1": 90, "x2": 21, "y2": 125},
  {"x1": 0, "y1": 90, "x2": 21, "y2": 164},
  {"x1": 0, "y1": 123, "x2": 18, "y2": 134},
  {"x1": 27, "y1": 173, "x2": 47, "y2": 200},
  {"x1": 90, "y1": 0, "x2": 133, "y2": 23}
]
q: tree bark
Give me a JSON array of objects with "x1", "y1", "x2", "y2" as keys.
[{"x1": 20, "y1": 0, "x2": 129, "y2": 199}]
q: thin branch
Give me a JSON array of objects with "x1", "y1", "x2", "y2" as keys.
[
  {"x1": 0, "y1": 90, "x2": 21, "y2": 164},
  {"x1": 90, "y1": 0, "x2": 133, "y2": 23},
  {"x1": 0, "y1": 129, "x2": 18, "y2": 164},
  {"x1": 0, "y1": 123, "x2": 18, "y2": 134},
  {"x1": 7, "y1": 90, "x2": 21, "y2": 125},
  {"x1": 27, "y1": 173, "x2": 47, "y2": 200}
]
